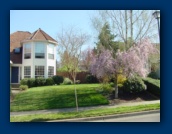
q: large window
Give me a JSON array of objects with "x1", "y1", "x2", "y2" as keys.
[
  {"x1": 24, "y1": 66, "x2": 31, "y2": 78},
  {"x1": 48, "y1": 66, "x2": 54, "y2": 77},
  {"x1": 35, "y1": 66, "x2": 44, "y2": 78},
  {"x1": 48, "y1": 44, "x2": 54, "y2": 59},
  {"x1": 24, "y1": 44, "x2": 31, "y2": 59},
  {"x1": 35, "y1": 43, "x2": 45, "y2": 58}
]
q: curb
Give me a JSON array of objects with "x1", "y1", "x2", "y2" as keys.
[{"x1": 46, "y1": 109, "x2": 160, "y2": 122}]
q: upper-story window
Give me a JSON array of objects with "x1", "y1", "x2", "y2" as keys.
[
  {"x1": 35, "y1": 43, "x2": 45, "y2": 59},
  {"x1": 24, "y1": 44, "x2": 31, "y2": 59},
  {"x1": 48, "y1": 44, "x2": 54, "y2": 59}
]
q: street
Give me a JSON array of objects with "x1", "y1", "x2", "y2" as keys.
[{"x1": 89, "y1": 112, "x2": 160, "y2": 122}]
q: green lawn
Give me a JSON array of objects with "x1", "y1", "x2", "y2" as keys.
[
  {"x1": 10, "y1": 84, "x2": 109, "y2": 112},
  {"x1": 10, "y1": 103, "x2": 160, "y2": 122}
]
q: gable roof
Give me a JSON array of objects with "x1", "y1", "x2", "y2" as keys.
[
  {"x1": 10, "y1": 31, "x2": 31, "y2": 64},
  {"x1": 10, "y1": 28, "x2": 57, "y2": 64},
  {"x1": 24, "y1": 28, "x2": 57, "y2": 43}
]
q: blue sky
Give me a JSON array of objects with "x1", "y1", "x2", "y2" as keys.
[{"x1": 10, "y1": 10, "x2": 97, "y2": 49}]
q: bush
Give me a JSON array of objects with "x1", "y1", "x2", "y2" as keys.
[
  {"x1": 75, "y1": 80, "x2": 80, "y2": 84},
  {"x1": 85, "y1": 74, "x2": 99, "y2": 83},
  {"x1": 97, "y1": 84, "x2": 113, "y2": 95},
  {"x1": 117, "y1": 74, "x2": 127, "y2": 85},
  {"x1": 46, "y1": 77, "x2": 54, "y2": 85},
  {"x1": 122, "y1": 76, "x2": 146, "y2": 93},
  {"x1": 148, "y1": 71, "x2": 159, "y2": 79},
  {"x1": 20, "y1": 78, "x2": 29, "y2": 85},
  {"x1": 19, "y1": 85, "x2": 28, "y2": 90},
  {"x1": 52, "y1": 75, "x2": 64, "y2": 85},
  {"x1": 109, "y1": 82, "x2": 115, "y2": 87},
  {"x1": 142, "y1": 77, "x2": 160, "y2": 97},
  {"x1": 35, "y1": 77, "x2": 46, "y2": 86},
  {"x1": 63, "y1": 77, "x2": 73, "y2": 85},
  {"x1": 27, "y1": 78, "x2": 36, "y2": 88}
]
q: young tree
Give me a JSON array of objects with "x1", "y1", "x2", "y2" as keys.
[
  {"x1": 57, "y1": 26, "x2": 90, "y2": 111},
  {"x1": 80, "y1": 47, "x2": 95, "y2": 72},
  {"x1": 90, "y1": 38, "x2": 159, "y2": 98}
]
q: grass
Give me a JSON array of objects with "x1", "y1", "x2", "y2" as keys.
[
  {"x1": 142, "y1": 77, "x2": 160, "y2": 97},
  {"x1": 10, "y1": 84, "x2": 109, "y2": 112},
  {"x1": 10, "y1": 103, "x2": 160, "y2": 122},
  {"x1": 143, "y1": 77, "x2": 160, "y2": 88}
]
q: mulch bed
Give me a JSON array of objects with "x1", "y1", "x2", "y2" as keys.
[{"x1": 107, "y1": 91, "x2": 160, "y2": 105}]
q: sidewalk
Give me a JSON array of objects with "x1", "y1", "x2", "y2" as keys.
[{"x1": 10, "y1": 100, "x2": 160, "y2": 116}]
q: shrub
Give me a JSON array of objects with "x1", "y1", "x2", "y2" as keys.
[
  {"x1": 63, "y1": 77, "x2": 73, "y2": 85},
  {"x1": 109, "y1": 82, "x2": 115, "y2": 87},
  {"x1": 117, "y1": 74, "x2": 127, "y2": 85},
  {"x1": 122, "y1": 76, "x2": 146, "y2": 93},
  {"x1": 97, "y1": 84, "x2": 113, "y2": 95},
  {"x1": 85, "y1": 74, "x2": 99, "y2": 83},
  {"x1": 148, "y1": 71, "x2": 159, "y2": 79},
  {"x1": 19, "y1": 85, "x2": 28, "y2": 90},
  {"x1": 75, "y1": 80, "x2": 80, "y2": 84},
  {"x1": 20, "y1": 78, "x2": 29, "y2": 85},
  {"x1": 35, "y1": 77, "x2": 46, "y2": 86},
  {"x1": 46, "y1": 77, "x2": 54, "y2": 85},
  {"x1": 52, "y1": 75, "x2": 64, "y2": 85},
  {"x1": 142, "y1": 77, "x2": 160, "y2": 97},
  {"x1": 27, "y1": 78, "x2": 36, "y2": 88}
]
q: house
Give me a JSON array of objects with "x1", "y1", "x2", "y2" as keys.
[{"x1": 10, "y1": 28, "x2": 58, "y2": 84}]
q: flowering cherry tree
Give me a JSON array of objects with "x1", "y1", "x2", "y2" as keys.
[{"x1": 90, "y1": 38, "x2": 159, "y2": 98}]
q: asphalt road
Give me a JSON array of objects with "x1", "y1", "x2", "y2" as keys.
[{"x1": 89, "y1": 112, "x2": 160, "y2": 122}]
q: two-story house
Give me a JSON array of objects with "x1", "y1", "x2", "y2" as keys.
[{"x1": 10, "y1": 28, "x2": 57, "y2": 84}]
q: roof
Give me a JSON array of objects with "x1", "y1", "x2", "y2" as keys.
[
  {"x1": 10, "y1": 31, "x2": 31, "y2": 64},
  {"x1": 23, "y1": 28, "x2": 57, "y2": 43},
  {"x1": 10, "y1": 28, "x2": 57, "y2": 64}
]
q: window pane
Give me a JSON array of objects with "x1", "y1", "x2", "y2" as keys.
[
  {"x1": 48, "y1": 44, "x2": 54, "y2": 54},
  {"x1": 24, "y1": 53, "x2": 31, "y2": 59},
  {"x1": 24, "y1": 44, "x2": 31, "y2": 53},
  {"x1": 35, "y1": 43, "x2": 45, "y2": 53},
  {"x1": 48, "y1": 66, "x2": 54, "y2": 77},
  {"x1": 35, "y1": 66, "x2": 44, "y2": 77},
  {"x1": 24, "y1": 66, "x2": 31, "y2": 78},
  {"x1": 24, "y1": 44, "x2": 31, "y2": 59},
  {"x1": 48, "y1": 54, "x2": 54, "y2": 59},
  {"x1": 35, "y1": 43, "x2": 45, "y2": 59},
  {"x1": 35, "y1": 53, "x2": 45, "y2": 58}
]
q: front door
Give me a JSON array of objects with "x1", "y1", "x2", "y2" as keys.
[{"x1": 11, "y1": 67, "x2": 19, "y2": 83}]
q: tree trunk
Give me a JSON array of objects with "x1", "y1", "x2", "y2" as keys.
[
  {"x1": 130, "y1": 10, "x2": 133, "y2": 47},
  {"x1": 115, "y1": 84, "x2": 118, "y2": 99},
  {"x1": 74, "y1": 77, "x2": 78, "y2": 112},
  {"x1": 114, "y1": 77, "x2": 118, "y2": 99},
  {"x1": 125, "y1": 10, "x2": 128, "y2": 50}
]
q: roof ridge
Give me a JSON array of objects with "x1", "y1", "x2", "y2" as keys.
[
  {"x1": 39, "y1": 29, "x2": 49, "y2": 40},
  {"x1": 29, "y1": 29, "x2": 40, "y2": 40}
]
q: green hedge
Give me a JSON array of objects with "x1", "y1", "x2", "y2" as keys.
[
  {"x1": 142, "y1": 77, "x2": 160, "y2": 97},
  {"x1": 52, "y1": 75, "x2": 64, "y2": 85},
  {"x1": 20, "y1": 77, "x2": 55, "y2": 88},
  {"x1": 85, "y1": 74, "x2": 99, "y2": 83}
]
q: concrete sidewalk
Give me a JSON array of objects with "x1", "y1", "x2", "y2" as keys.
[{"x1": 10, "y1": 100, "x2": 160, "y2": 116}]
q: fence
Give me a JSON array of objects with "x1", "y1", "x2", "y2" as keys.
[{"x1": 56, "y1": 72, "x2": 90, "y2": 83}]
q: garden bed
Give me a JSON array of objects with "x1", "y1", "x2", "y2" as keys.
[{"x1": 107, "y1": 90, "x2": 160, "y2": 105}]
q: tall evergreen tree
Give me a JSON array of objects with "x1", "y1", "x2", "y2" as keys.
[{"x1": 96, "y1": 22, "x2": 118, "y2": 53}]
